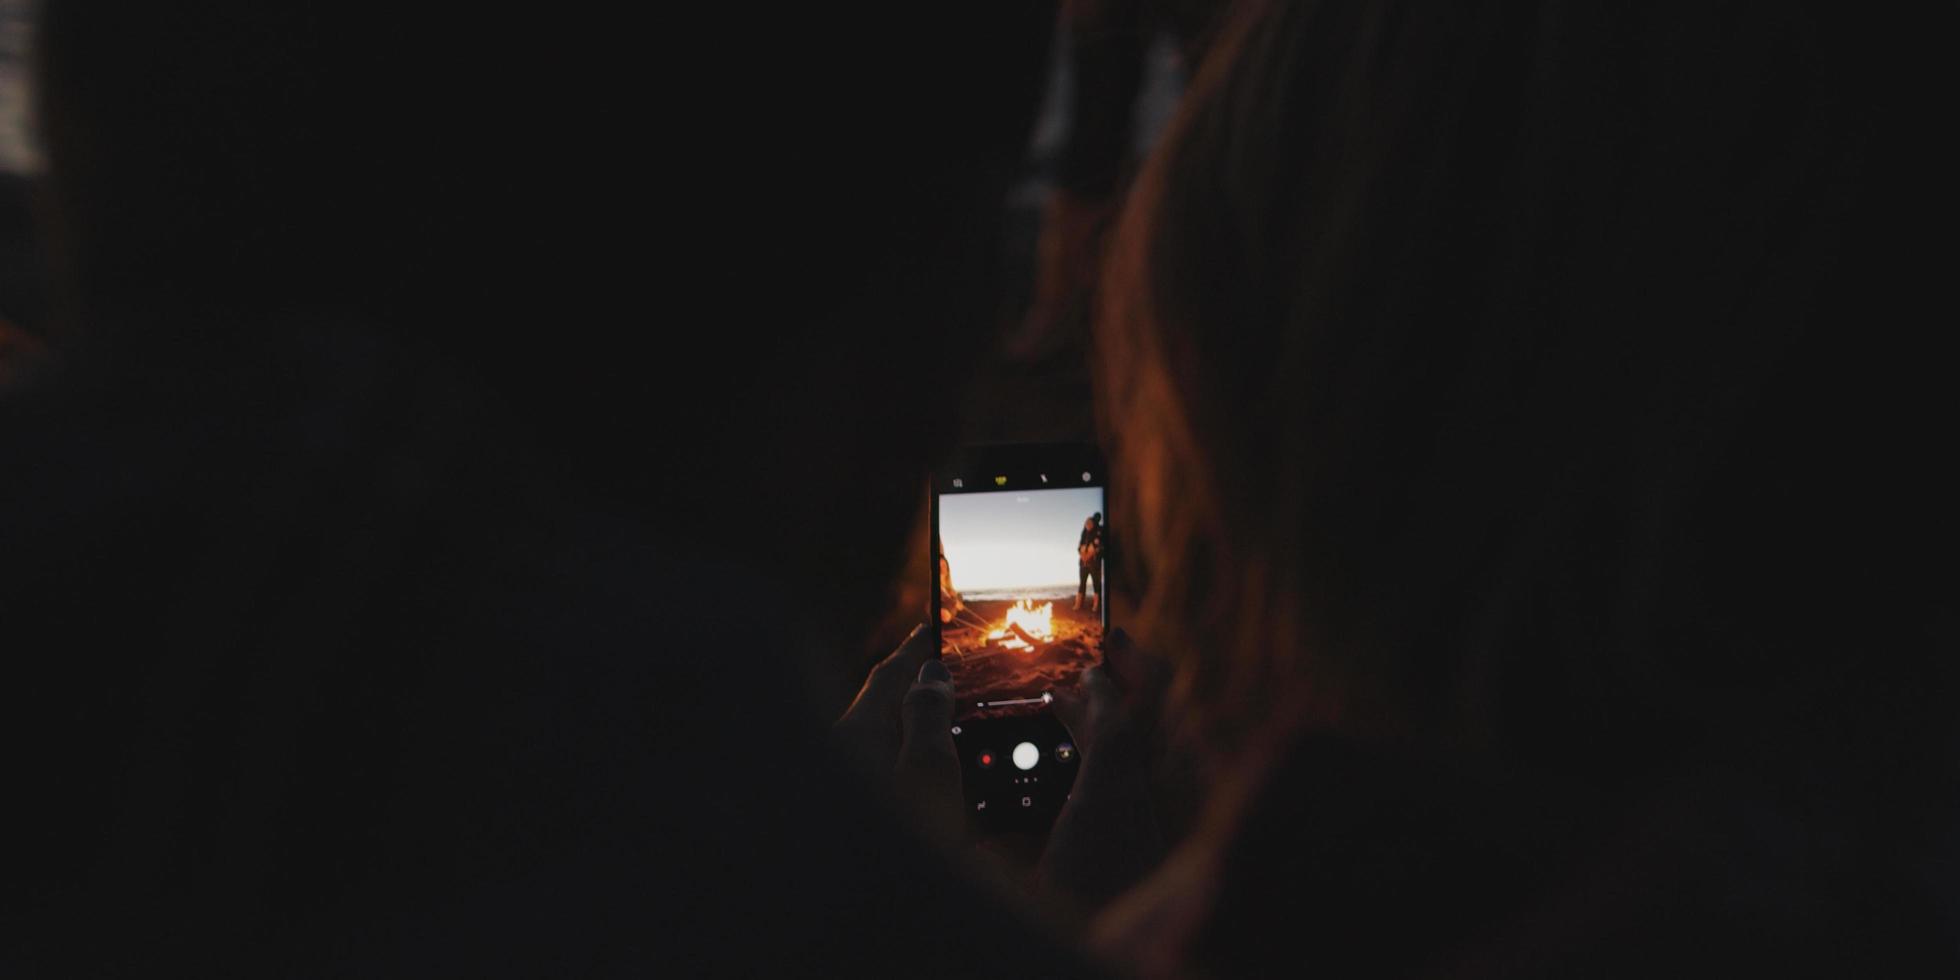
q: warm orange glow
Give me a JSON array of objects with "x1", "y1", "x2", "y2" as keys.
[
  {"x1": 986, "y1": 599, "x2": 1055, "y2": 652},
  {"x1": 1005, "y1": 599, "x2": 1055, "y2": 640}
]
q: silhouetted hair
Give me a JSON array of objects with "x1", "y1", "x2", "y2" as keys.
[{"x1": 1096, "y1": 0, "x2": 1949, "y2": 779}]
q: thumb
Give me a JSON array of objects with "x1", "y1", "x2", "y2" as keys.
[
  {"x1": 898, "y1": 659, "x2": 956, "y2": 762},
  {"x1": 1050, "y1": 684, "x2": 1088, "y2": 747},
  {"x1": 1050, "y1": 665, "x2": 1121, "y2": 758},
  {"x1": 895, "y1": 660, "x2": 962, "y2": 833}
]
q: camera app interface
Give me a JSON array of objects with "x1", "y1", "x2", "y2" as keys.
[{"x1": 937, "y1": 483, "x2": 1105, "y2": 723}]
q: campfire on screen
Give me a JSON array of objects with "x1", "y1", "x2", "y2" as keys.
[{"x1": 988, "y1": 599, "x2": 1055, "y2": 651}]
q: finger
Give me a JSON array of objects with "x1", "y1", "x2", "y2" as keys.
[
  {"x1": 1059, "y1": 665, "x2": 1130, "y2": 761},
  {"x1": 868, "y1": 624, "x2": 935, "y2": 699},
  {"x1": 1049, "y1": 685, "x2": 1089, "y2": 747},
  {"x1": 897, "y1": 660, "x2": 956, "y2": 767},
  {"x1": 1103, "y1": 627, "x2": 1166, "y2": 693},
  {"x1": 1079, "y1": 664, "x2": 1121, "y2": 710},
  {"x1": 833, "y1": 624, "x2": 935, "y2": 775},
  {"x1": 895, "y1": 661, "x2": 963, "y2": 835},
  {"x1": 840, "y1": 623, "x2": 932, "y2": 725}
]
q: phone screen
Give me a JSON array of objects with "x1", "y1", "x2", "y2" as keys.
[{"x1": 932, "y1": 446, "x2": 1105, "y2": 825}]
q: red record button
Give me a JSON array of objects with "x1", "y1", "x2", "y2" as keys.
[{"x1": 977, "y1": 751, "x2": 995, "y2": 769}]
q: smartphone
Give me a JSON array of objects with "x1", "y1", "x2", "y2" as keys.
[{"x1": 931, "y1": 443, "x2": 1107, "y2": 829}]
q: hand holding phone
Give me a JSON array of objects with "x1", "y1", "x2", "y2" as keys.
[{"x1": 830, "y1": 626, "x2": 964, "y2": 837}]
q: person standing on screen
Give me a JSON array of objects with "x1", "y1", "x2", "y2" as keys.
[{"x1": 1076, "y1": 512, "x2": 1103, "y2": 612}]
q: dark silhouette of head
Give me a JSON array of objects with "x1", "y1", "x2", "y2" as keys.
[{"x1": 1096, "y1": 0, "x2": 1950, "y2": 779}]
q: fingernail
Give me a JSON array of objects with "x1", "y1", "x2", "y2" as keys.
[{"x1": 919, "y1": 660, "x2": 951, "y2": 684}]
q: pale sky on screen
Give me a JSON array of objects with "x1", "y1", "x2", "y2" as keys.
[{"x1": 939, "y1": 486, "x2": 1103, "y2": 592}]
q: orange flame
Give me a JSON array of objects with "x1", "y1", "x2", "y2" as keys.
[
  {"x1": 1005, "y1": 599, "x2": 1055, "y2": 640},
  {"x1": 987, "y1": 599, "x2": 1056, "y2": 651}
]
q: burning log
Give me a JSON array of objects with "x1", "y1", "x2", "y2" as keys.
[
  {"x1": 985, "y1": 599, "x2": 1055, "y2": 653},
  {"x1": 1002, "y1": 599, "x2": 1055, "y2": 639}
]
